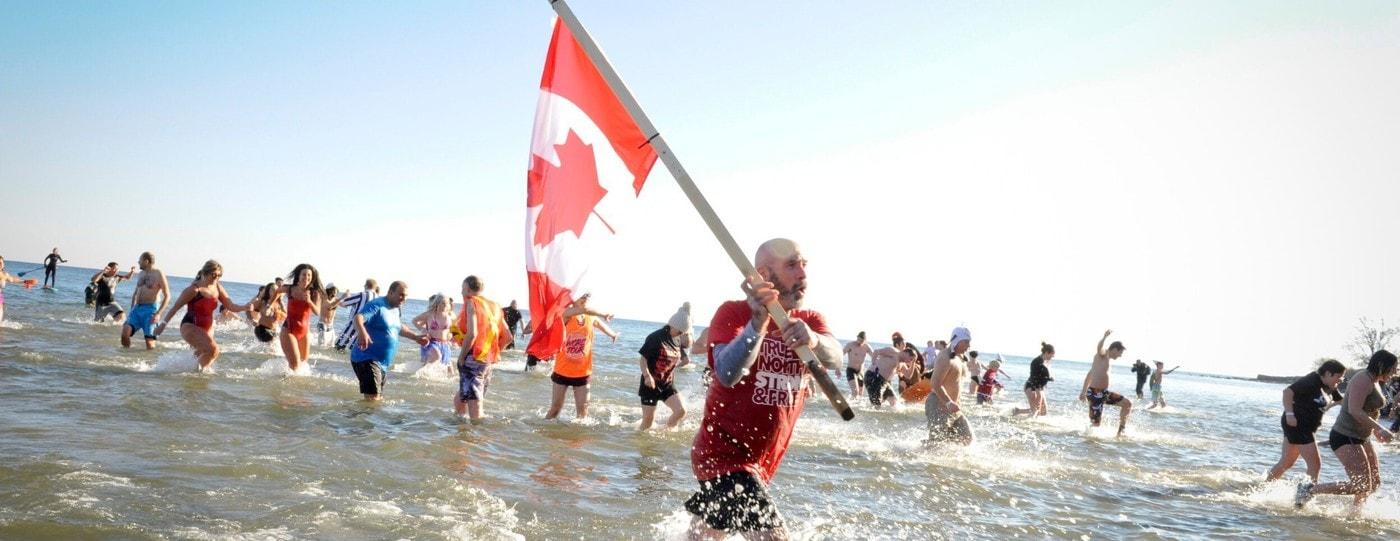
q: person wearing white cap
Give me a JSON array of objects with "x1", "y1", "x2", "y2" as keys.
[
  {"x1": 925, "y1": 326, "x2": 974, "y2": 445},
  {"x1": 1079, "y1": 329, "x2": 1132, "y2": 436},
  {"x1": 637, "y1": 302, "x2": 694, "y2": 430}
]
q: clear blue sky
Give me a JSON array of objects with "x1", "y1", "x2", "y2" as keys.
[{"x1": 3, "y1": 2, "x2": 1399, "y2": 376}]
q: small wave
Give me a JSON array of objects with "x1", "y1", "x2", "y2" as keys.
[
  {"x1": 254, "y1": 358, "x2": 313, "y2": 377},
  {"x1": 0, "y1": 320, "x2": 24, "y2": 329},
  {"x1": 59, "y1": 470, "x2": 137, "y2": 489},
  {"x1": 145, "y1": 351, "x2": 203, "y2": 373}
]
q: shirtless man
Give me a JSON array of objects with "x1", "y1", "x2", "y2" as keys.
[
  {"x1": 966, "y1": 350, "x2": 984, "y2": 396},
  {"x1": 1079, "y1": 329, "x2": 1132, "y2": 436},
  {"x1": 925, "y1": 327, "x2": 973, "y2": 445},
  {"x1": 121, "y1": 252, "x2": 170, "y2": 349},
  {"x1": 843, "y1": 331, "x2": 874, "y2": 399},
  {"x1": 866, "y1": 332, "x2": 907, "y2": 408}
]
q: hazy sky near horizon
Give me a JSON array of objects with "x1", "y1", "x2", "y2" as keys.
[{"x1": 3, "y1": 1, "x2": 1398, "y2": 377}]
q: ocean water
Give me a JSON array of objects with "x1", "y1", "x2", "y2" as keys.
[{"x1": 1, "y1": 264, "x2": 1398, "y2": 540}]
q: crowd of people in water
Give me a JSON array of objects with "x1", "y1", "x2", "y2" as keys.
[{"x1": 1, "y1": 241, "x2": 1398, "y2": 536}]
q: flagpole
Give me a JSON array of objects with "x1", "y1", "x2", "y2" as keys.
[{"x1": 548, "y1": 0, "x2": 855, "y2": 421}]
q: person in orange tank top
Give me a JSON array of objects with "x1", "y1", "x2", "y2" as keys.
[
  {"x1": 278, "y1": 264, "x2": 323, "y2": 372},
  {"x1": 454, "y1": 275, "x2": 514, "y2": 422},
  {"x1": 544, "y1": 293, "x2": 619, "y2": 421}
]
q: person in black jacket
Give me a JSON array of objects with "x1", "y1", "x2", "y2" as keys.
[{"x1": 1132, "y1": 359, "x2": 1152, "y2": 399}]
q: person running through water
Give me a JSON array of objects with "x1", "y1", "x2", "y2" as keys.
[
  {"x1": 154, "y1": 260, "x2": 250, "y2": 371},
  {"x1": 976, "y1": 359, "x2": 1007, "y2": 405},
  {"x1": 278, "y1": 264, "x2": 323, "y2": 372},
  {"x1": 349, "y1": 281, "x2": 428, "y2": 401},
  {"x1": 1013, "y1": 342, "x2": 1056, "y2": 417},
  {"x1": 1267, "y1": 359, "x2": 1346, "y2": 484},
  {"x1": 91, "y1": 262, "x2": 136, "y2": 322},
  {"x1": 41, "y1": 248, "x2": 66, "y2": 289},
  {"x1": 0, "y1": 256, "x2": 38, "y2": 323},
  {"x1": 843, "y1": 331, "x2": 874, "y2": 399},
  {"x1": 544, "y1": 293, "x2": 619, "y2": 421},
  {"x1": 638, "y1": 302, "x2": 693, "y2": 430},
  {"x1": 454, "y1": 276, "x2": 512, "y2": 422},
  {"x1": 925, "y1": 327, "x2": 974, "y2": 445},
  {"x1": 334, "y1": 279, "x2": 379, "y2": 351},
  {"x1": 249, "y1": 283, "x2": 285, "y2": 343},
  {"x1": 686, "y1": 239, "x2": 841, "y2": 538},
  {"x1": 1297, "y1": 350, "x2": 1397, "y2": 511},
  {"x1": 1146, "y1": 361, "x2": 1180, "y2": 410},
  {"x1": 121, "y1": 252, "x2": 170, "y2": 349},
  {"x1": 1079, "y1": 330, "x2": 1132, "y2": 436},
  {"x1": 866, "y1": 332, "x2": 907, "y2": 409},
  {"x1": 966, "y1": 350, "x2": 984, "y2": 396},
  {"x1": 1131, "y1": 359, "x2": 1151, "y2": 399},
  {"x1": 315, "y1": 284, "x2": 339, "y2": 347},
  {"x1": 412, "y1": 293, "x2": 454, "y2": 369}
]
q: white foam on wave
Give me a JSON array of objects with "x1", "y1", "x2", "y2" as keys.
[
  {"x1": 20, "y1": 350, "x2": 43, "y2": 360},
  {"x1": 1215, "y1": 479, "x2": 1400, "y2": 526},
  {"x1": 144, "y1": 350, "x2": 203, "y2": 373},
  {"x1": 0, "y1": 320, "x2": 24, "y2": 329},
  {"x1": 407, "y1": 361, "x2": 457, "y2": 381},
  {"x1": 60, "y1": 469, "x2": 137, "y2": 489},
  {"x1": 254, "y1": 358, "x2": 313, "y2": 377}
]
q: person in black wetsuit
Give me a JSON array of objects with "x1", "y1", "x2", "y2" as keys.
[
  {"x1": 1013, "y1": 342, "x2": 1056, "y2": 417},
  {"x1": 41, "y1": 248, "x2": 67, "y2": 289},
  {"x1": 1131, "y1": 359, "x2": 1152, "y2": 399},
  {"x1": 502, "y1": 299, "x2": 523, "y2": 350}
]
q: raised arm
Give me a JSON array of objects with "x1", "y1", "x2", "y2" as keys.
[{"x1": 1096, "y1": 329, "x2": 1112, "y2": 357}]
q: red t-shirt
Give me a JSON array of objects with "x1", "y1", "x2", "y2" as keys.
[{"x1": 690, "y1": 300, "x2": 830, "y2": 484}]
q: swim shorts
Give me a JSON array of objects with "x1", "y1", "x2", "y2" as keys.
[
  {"x1": 124, "y1": 303, "x2": 158, "y2": 339},
  {"x1": 925, "y1": 400, "x2": 974, "y2": 443},
  {"x1": 352, "y1": 359, "x2": 387, "y2": 396},
  {"x1": 639, "y1": 378, "x2": 678, "y2": 406},
  {"x1": 1327, "y1": 429, "x2": 1367, "y2": 452},
  {"x1": 864, "y1": 371, "x2": 893, "y2": 405},
  {"x1": 1087, "y1": 387, "x2": 1125, "y2": 426},
  {"x1": 550, "y1": 372, "x2": 590, "y2": 388},
  {"x1": 94, "y1": 302, "x2": 125, "y2": 322},
  {"x1": 684, "y1": 471, "x2": 784, "y2": 533},
  {"x1": 1281, "y1": 414, "x2": 1319, "y2": 445},
  {"x1": 420, "y1": 340, "x2": 451, "y2": 364},
  {"x1": 458, "y1": 359, "x2": 492, "y2": 401},
  {"x1": 846, "y1": 366, "x2": 861, "y2": 381}
]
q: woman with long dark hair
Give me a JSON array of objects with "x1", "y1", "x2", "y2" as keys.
[
  {"x1": 1297, "y1": 350, "x2": 1398, "y2": 511},
  {"x1": 1013, "y1": 342, "x2": 1055, "y2": 417},
  {"x1": 279, "y1": 264, "x2": 323, "y2": 371}
]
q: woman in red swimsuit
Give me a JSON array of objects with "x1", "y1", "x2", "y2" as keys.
[
  {"x1": 279, "y1": 264, "x2": 323, "y2": 372},
  {"x1": 155, "y1": 260, "x2": 250, "y2": 371}
]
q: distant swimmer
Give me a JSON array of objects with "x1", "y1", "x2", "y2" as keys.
[
  {"x1": 966, "y1": 350, "x2": 983, "y2": 396},
  {"x1": 41, "y1": 248, "x2": 67, "y2": 289},
  {"x1": 925, "y1": 327, "x2": 973, "y2": 445},
  {"x1": 0, "y1": 255, "x2": 37, "y2": 322},
  {"x1": 411, "y1": 293, "x2": 454, "y2": 368},
  {"x1": 637, "y1": 302, "x2": 693, "y2": 430},
  {"x1": 843, "y1": 331, "x2": 873, "y2": 399},
  {"x1": 924, "y1": 340, "x2": 946, "y2": 372},
  {"x1": 315, "y1": 284, "x2": 339, "y2": 347},
  {"x1": 1131, "y1": 359, "x2": 1151, "y2": 399},
  {"x1": 686, "y1": 238, "x2": 841, "y2": 538},
  {"x1": 154, "y1": 260, "x2": 251, "y2": 371},
  {"x1": 975, "y1": 359, "x2": 1006, "y2": 405},
  {"x1": 543, "y1": 293, "x2": 618, "y2": 421},
  {"x1": 1297, "y1": 350, "x2": 1396, "y2": 511},
  {"x1": 334, "y1": 279, "x2": 379, "y2": 352},
  {"x1": 1146, "y1": 361, "x2": 1180, "y2": 410},
  {"x1": 1079, "y1": 330, "x2": 1132, "y2": 437},
  {"x1": 1267, "y1": 359, "x2": 1345, "y2": 484},
  {"x1": 121, "y1": 252, "x2": 170, "y2": 349},
  {"x1": 350, "y1": 281, "x2": 428, "y2": 401},
  {"x1": 1013, "y1": 342, "x2": 1056, "y2": 417},
  {"x1": 453, "y1": 276, "x2": 512, "y2": 421},
  {"x1": 502, "y1": 299, "x2": 523, "y2": 350},
  {"x1": 91, "y1": 262, "x2": 135, "y2": 322},
  {"x1": 249, "y1": 283, "x2": 285, "y2": 343},
  {"x1": 279, "y1": 264, "x2": 323, "y2": 372},
  {"x1": 866, "y1": 332, "x2": 907, "y2": 409}
]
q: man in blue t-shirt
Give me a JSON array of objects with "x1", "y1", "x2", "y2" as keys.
[{"x1": 349, "y1": 281, "x2": 428, "y2": 400}]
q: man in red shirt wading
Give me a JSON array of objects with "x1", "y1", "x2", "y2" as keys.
[{"x1": 686, "y1": 238, "x2": 843, "y2": 539}]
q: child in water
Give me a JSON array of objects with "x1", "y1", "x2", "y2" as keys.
[
  {"x1": 976, "y1": 360, "x2": 1006, "y2": 405},
  {"x1": 1147, "y1": 361, "x2": 1180, "y2": 410},
  {"x1": 412, "y1": 294, "x2": 454, "y2": 370}
]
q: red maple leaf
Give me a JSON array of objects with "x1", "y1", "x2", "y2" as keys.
[{"x1": 527, "y1": 129, "x2": 611, "y2": 247}]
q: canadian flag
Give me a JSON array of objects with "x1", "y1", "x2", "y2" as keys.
[{"x1": 524, "y1": 19, "x2": 658, "y2": 360}]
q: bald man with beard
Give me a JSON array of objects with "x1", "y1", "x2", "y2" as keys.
[{"x1": 687, "y1": 238, "x2": 842, "y2": 539}]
